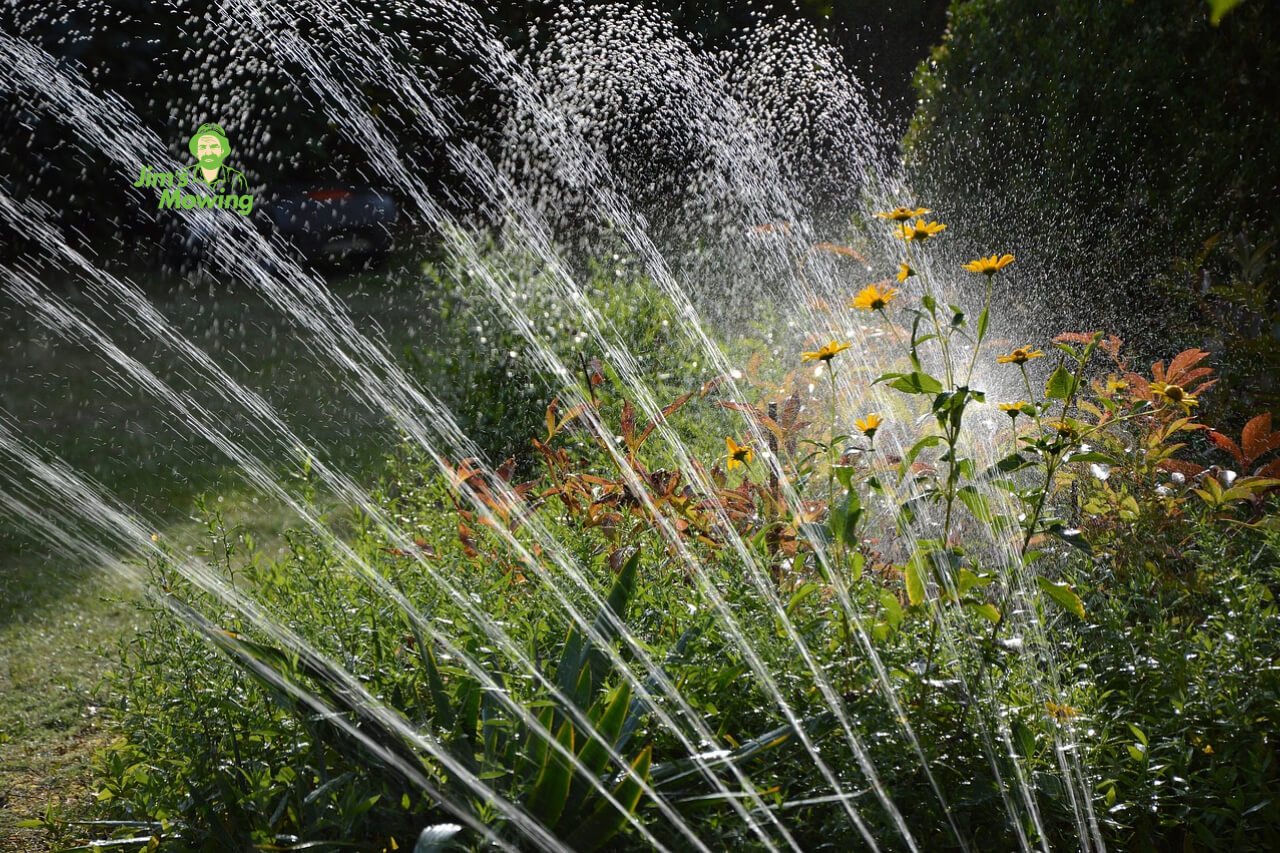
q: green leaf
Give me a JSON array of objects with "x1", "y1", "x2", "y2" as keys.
[
  {"x1": 1013, "y1": 718, "x2": 1036, "y2": 758},
  {"x1": 558, "y1": 551, "x2": 640, "y2": 708},
  {"x1": 964, "y1": 601, "x2": 1002, "y2": 624},
  {"x1": 879, "y1": 590, "x2": 903, "y2": 629},
  {"x1": 1045, "y1": 523, "x2": 1093, "y2": 555},
  {"x1": 1207, "y1": 0, "x2": 1244, "y2": 25},
  {"x1": 922, "y1": 293, "x2": 937, "y2": 312},
  {"x1": 584, "y1": 684, "x2": 630, "y2": 772},
  {"x1": 1063, "y1": 450, "x2": 1115, "y2": 465},
  {"x1": 565, "y1": 747, "x2": 651, "y2": 852},
  {"x1": 786, "y1": 583, "x2": 821, "y2": 618},
  {"x1": 888, "y1": 371, "x2": 944, "y2": 395},
  {"x1": 417, "y1": 638, "x2": 454, "y2": 731},
  {"x1": 956, "y1": 485, "x2": 994, "y2": 523},
  {"x1": 527, "y1": 718, "x2": 575, "y2": 827},
  {"x1": 523, "y1": 706, "x2": 556, "y2": 781},
  {"x1": 797, "y1": 522, "x2": 833, "y2": 547},
  {"x1": 903, "y1": 434, "x2": 943, "y2": 469},
  {"x1": 1044, "y1": 364, "x2": 1078, "y2": 400},
  {"x1": 567, "y1": 683, "x2": 632, "y2": 819},
  {"x1": 1036, "y1": 576, "x2": 1086, "y2": 619},
  {"x1": 976, "y1": 307, "x2": 989, "y2": 342},
  {"x1": 830, "y1": 490, "x2": 862, "y2": 547},
  {"x1": 833, "y1": 465, "x2": 855, "y2": 491},
  {"x1": 979, "y1": 452, "x2": 1033, "y2": 480},
  {"x1": 904, "y1": 554, "x2": 927, "y2": 607}
]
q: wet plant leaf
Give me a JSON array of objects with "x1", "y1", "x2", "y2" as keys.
[
  {"x1": 1036, "y1": 576, "x2": 1086, "y2": 619},
  {"x1": 565, "y1": 746, "x2": 651, "y2": 852}
]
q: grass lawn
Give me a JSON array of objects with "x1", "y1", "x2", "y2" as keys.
[{"x1": 0, "y1": 250, "x2": 436, "y2": 848}]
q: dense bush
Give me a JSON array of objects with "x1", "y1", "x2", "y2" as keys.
[
  {"x1": 78, "y1": 219, "x2": 1280, "y2": 850},
  {"x1": 404, "y1": 248, "x2": 701, "y2": 467},
  {"x1": 904, "y1": 0, "x2": 1280, "y2": 348}
]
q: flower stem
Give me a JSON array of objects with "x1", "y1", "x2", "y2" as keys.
[{"x1": 963, "y1": 275, "x2": 994, "y2": 386}]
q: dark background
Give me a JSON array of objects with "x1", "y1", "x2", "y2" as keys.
[{"x1": 0, "y1": 0, "x2": 948, "y2": 259}]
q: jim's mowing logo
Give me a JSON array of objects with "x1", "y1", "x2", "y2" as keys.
[{"x1": 134, "y1": 123, "x2": 253, "y2": 215}]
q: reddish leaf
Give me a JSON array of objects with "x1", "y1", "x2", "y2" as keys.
[
  {"x1": 811, "y1": 242, "x2": 867, "y2": 263},
  {"x1": 458, "y1": 522, "x2": 479, "y2": 558},
  {"x1": 714, "y1": 401, "x2": 785, "y2": 442},
  {"x1": 621, "y1": 399, "x2": 637, "y2": 451},
  {"x1": 1166, "y1": 348, "x2": 1211, "y2": 381},
  {"x1": 1241, "y1": 412, "x2": 1280, "y2": 464},
  {"x1": 1157, "y1": 458, "x2": 1207, "y2": 478},
  {"x1": 1206, "y1": 430, "x2": 1246, "y2": 466},
  {"x1": 1256, "y1": 458, "x2": 1280, "y2": 480},
  {"x1": 1052, "y1": 331, "x2": 1102, "y2": 345},
  {"x1": 545, "y1": 398, "x2": 559, "y2": 442},
  {"x1": 1177, "y1": 367, "x2": 1215, "y2": 388},
  {"x1": 636, "y1": 390, "x2": 696, "y2": 450},
  {"x1": 695, "y1": 375, "x2": 718, "y2": 397}
]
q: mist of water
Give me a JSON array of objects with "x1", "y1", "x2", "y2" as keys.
[{"x1": 0, "y1": 3, "x2": 1106, "y2": 849}]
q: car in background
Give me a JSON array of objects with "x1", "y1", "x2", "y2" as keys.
[{"x1": 254, "y1": 184, "x2": 398, "y2": 270}]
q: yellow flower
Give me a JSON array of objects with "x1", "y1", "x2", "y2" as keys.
[
  {"x1": 996, "y1": 347, "x2": 1045, "y2": 365},
  {"x1": 1104, "y1": 375, "x2": 1129, "y2": 395},
  {"x1": 726, "y1": 436, "x2": 754, "y2": 469},
  {"x1": 850, "y1": 282, "x2": 899, "y2": 312},
  {"x1": 999, "y1": 401, "x2": 1028, "y2": 418},
  {"x1": 893, "y1": 219, "x2": 947, "y2": 242},
  {"x1": 1202, "y1": 744, "x2": 1214, "y2": 755},
  {"x1": 874, "y1": 206, "x2": 930, "y2": 222},
  {"x1": 1044, "y1": 419, "x2": 1078, "y2": 439},
  {"x1": 896, "y1": 263, "x2": 914, "y2": 282},
  {"x1": 150, "y1": 533, "x2": 159, "y2": 542},
  {"x1": 801, "y1": 340, "x2": 852, "y2": 363},
  {"x1": 855, "y1": 413, "x2": 883, "y2": 438},
  {"x1": 1045, "y1": 701, "x2": 1079, "y2": 721},
  {"x1": 962, "y1": 253, "x2": 1015, "y2": 275},
  {"x1": 1150, "y1": 381, "x2": 1199, "y2": 411}
]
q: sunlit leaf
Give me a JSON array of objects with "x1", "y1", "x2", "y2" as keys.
[{"x1": 1036, "y1": 576, "x2": 1085, "y2": 619}]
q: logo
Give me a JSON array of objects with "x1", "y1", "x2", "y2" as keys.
[{"x1": 134, "y1": 123, "x2": 253, "y2": 216}]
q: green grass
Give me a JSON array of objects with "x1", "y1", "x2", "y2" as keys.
[{"x1": 0, "y1": 249, "x2": 438, "y2": 848}]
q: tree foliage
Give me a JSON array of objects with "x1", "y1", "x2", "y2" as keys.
[{"x1": 905, "y1": 0, "x2": 1280, "y2": 344}]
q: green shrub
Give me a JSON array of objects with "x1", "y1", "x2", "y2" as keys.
[
  {"x1": 905, "y1": 0, "x2": 1280, "y2": 346},
  {"x1": 86, "y1": 227, "x2": 1280, "y2": 851}
]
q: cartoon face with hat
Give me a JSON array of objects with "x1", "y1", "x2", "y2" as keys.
[{"x1": 186, "y1": 123, "x2": 249, "y2": 194}]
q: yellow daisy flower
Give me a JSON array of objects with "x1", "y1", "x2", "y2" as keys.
[
  {"x1": 1104, "y1": 375, "x2": 1129, "y2": 395},
  {"x1": 850, "y1": 282, "x2": 899, "y2": 312},
  {"x1": 726, "y1": 436, "x2": 754, "y2": 469},
  {"x1": 874, "y1": 206, "x2": 931, "y2": 222},
  {"x1": 999, "y1": 401, "x2": 1028, "y2": 418},
  {"x1": 855, "y1": 413, "x2": 883, "y2": 438},
  {"x1": 1045, "y1": 701, "x2": 1079, "y2": 721},
  {"x1": 1044, "y1": 419, "x2": 1078, "y2": 439},
  {"x1": 893, "y1": 219, "x2": 947, "y2": 243},
  {"x1": 996, "y1": 347, "x2": 1045, "y2": 365},
  {"x1": 896, "y1": 263, "x2": 914, "y2": 282},
  {"x1": 962, "y1": 253, "x2": 1015, "y2": 275},
  {"x1": 1150, "y1": 381, "x2": 1199, "y2": 411},
  {"x1": 801, "y1": 340, "x2": 852, "y2": 363}
]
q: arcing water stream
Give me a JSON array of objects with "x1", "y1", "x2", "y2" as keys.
[{"x1": 2, "y1": 3, "x2": 1104, "y2": 849}]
